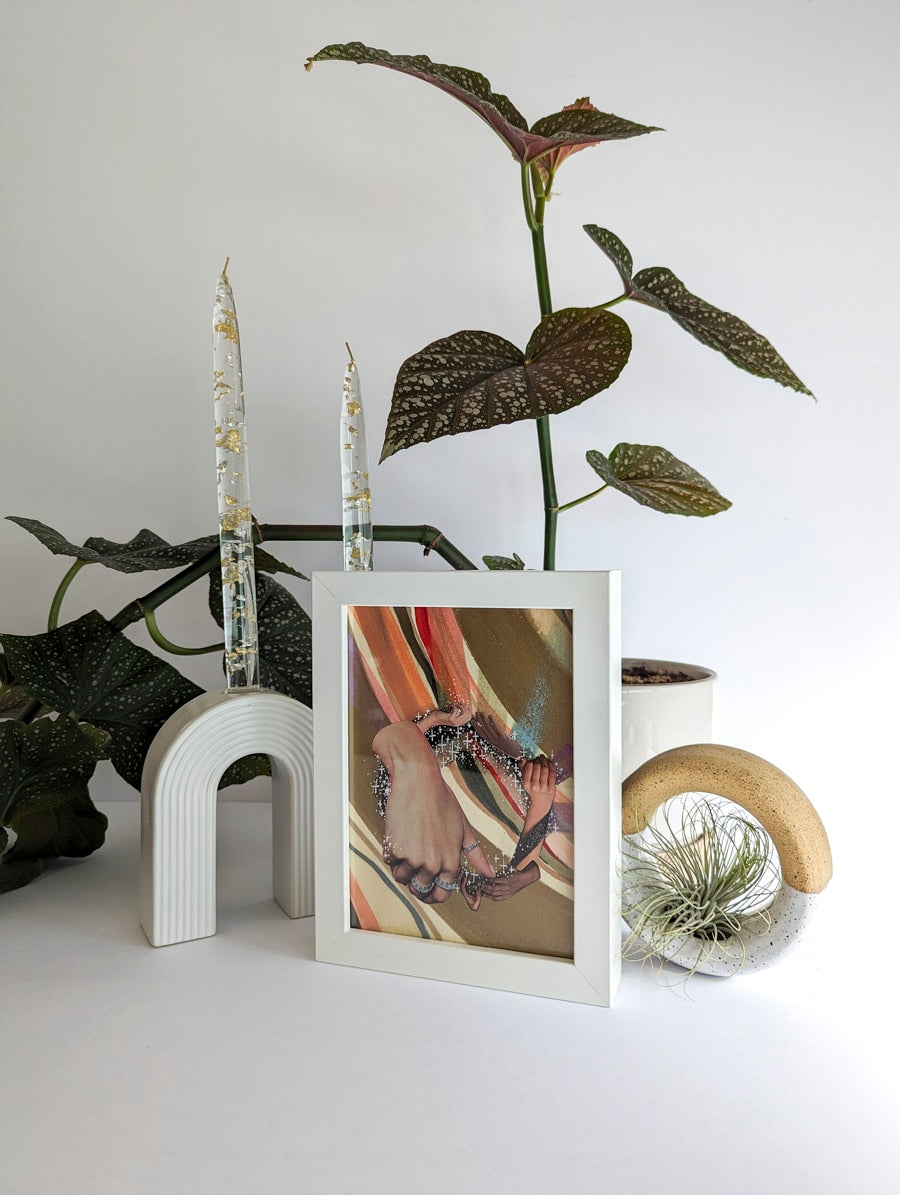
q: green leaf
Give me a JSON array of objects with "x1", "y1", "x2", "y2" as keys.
[
  {"x1": 4, "y1": 790, "x2": 108, "y2": 889},
  {"x1": 529, "y1": 105, "x2": 660, "y2": 163},
  {"x1": 381, "y1": 308, "x2": 631, "y2": 460},
  {"x1": 305, "y1": 43, "x2": 657, "y2": 165},
  {"x1": 6, "y1": 518, "x2": 308, "y2": 581},
  {"x1": 586, "y1": 444, "x2": 732, "y2": 517},
  {"x1": 253, "y1": 548, "x2": 308, "y2": 581},
  {"x1": 0, "y1": 611, "x2": 204, "y2": 789},
  {"x1": 219, "y1": 752, "x2": 271, "y2": 790},
  {"x1": 0, "y1": 677, "x2": 32, "y2": 719},
  {"x1": 0, "y1": 719, "x2": 109, "y2": 825},
  {"x1": 582, "y1": 226, "x2": 633, "y2": 288},
  {"x1": 583, "y1": 225, "x2": 812, "y2": 394},
  {"x1": 209, "y1": 573, "x2": 312, "y2": 706},
  {"x1": 0, "y1": 854, "x2": 45, "y2": 894},
  {"x1": 307, "y1": 42, "x2": 530, "y2": 157},
  {"x1": 483, "y1": 553, "x2": 526, "y2": 570},
  {"x1": 5, "y1": 518, "x2": 219, "y2": 573}
]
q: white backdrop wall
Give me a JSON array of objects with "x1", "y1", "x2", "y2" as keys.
[{"x1": 2, "y1": 0, "x2": 898, "y2": 864}]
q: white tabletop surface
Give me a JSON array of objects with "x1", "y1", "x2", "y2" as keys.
[{"x1": 3, "y1": 801, "x2": 896, "y2": 1195}]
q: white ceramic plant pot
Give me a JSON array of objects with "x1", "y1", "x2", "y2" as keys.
[{"x1": 621, "y1": 658, "x2": 717, "y2": 780}]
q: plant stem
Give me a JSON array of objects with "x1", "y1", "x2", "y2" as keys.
[
  {"x1": 520, "y1": 162, "x2": 538, "y2": 232},
  {"x1": 144, "y1": 609, "x2": 224, "y2": 656},
  {"x1": 260, "y1": 523, "x2": 478, "y2": 570},
  {"x1": 109, "y1": 523, "x2": 477, "y2": 634},
  {"x1": 529, "y1": 213, "x2": 559, "y2": 571},
  {"x1": 110, "y1": 548, "x2": 221, "y2": 631},
  {"x1": 555, "y1": 483, "x2": 609, "y2": 515},
  {"x1": 47, "y1": 559, "x2": 89, "y2": 631}
]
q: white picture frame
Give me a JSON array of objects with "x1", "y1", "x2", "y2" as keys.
[{"x1": 312, "y1": 570, "x2": 621, "y2": 1006}]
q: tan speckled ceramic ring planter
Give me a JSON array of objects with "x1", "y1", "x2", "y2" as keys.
[{"x1": 622, "y1": 744, "x2": 832, "y2": 976}]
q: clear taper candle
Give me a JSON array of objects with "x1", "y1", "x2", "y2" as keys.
[
  {"x1": 340, "y1": 344, "x2": 373, "y2": 570},
  {"x1": 213, "y1": 259, "x2": 259, "y2": 688}
]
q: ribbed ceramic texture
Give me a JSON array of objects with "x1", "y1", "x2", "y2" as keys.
[{"x1": 140, "y1": 690, "x2": 314, "y2": 946}]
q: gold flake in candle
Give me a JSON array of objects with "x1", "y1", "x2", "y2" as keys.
[
  {"x1": 341, "y1": 344, "x2": 373, "y2": 571},
  {"x1": 216, "y1": 427, "x2": 244, "y2": 454},
  {"x1": 213, "y1": 259, "x2": 258, "y2": 689}
]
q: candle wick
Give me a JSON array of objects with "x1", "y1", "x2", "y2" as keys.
[
  {"x1": 345, "y1": 341, "x2": 355, "y2": 367},
  {"x1": 222, "y1": 257, "x2": 231, "y2": 283}
]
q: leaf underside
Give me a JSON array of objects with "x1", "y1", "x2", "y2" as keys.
[
  {"x1": 583, "y1": 225, "x2": 812, "y2": 395},
  {"x1": 483, "y1": 553, "x2": 526, "y2": 571},
  {"x1": 382, "y1": 308, "x2": 631, "y2": 460},
  {"x1": 587, "y1": 443, "x2": 731, "y2": 516},
  {"x1": 1, "y1": 721, "x2": 109, "y2": 894},
  {"x1": 306, "y1": 42, "x2": 658, "y2": 164},
  {"x1": 2, "y1": 792, "x2": 109, "y2": 893}
]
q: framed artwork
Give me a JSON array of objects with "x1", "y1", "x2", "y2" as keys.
[{"x1": 312, "y1": 570, "x2": 621, "y2": 1006}]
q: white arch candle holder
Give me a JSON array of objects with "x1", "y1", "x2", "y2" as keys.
[{"x1": 140, "y1": 689, "x2": 314, "y2": 947}]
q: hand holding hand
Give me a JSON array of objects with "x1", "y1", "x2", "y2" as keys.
[{"x1": 481, "y1": 861, "x2": 540, "y2": 901}]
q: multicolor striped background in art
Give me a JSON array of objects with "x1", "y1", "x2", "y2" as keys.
[{"x1": 347, "y1": 605, "x2": 574, "y2": 959}]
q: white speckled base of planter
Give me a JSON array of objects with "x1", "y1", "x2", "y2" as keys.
[
  {"x1": 623, "y1": 862, "x2": 822, "y2": 975},
  {"x1": 140, "y1": 689, "x2": 314, "y2": 947}
]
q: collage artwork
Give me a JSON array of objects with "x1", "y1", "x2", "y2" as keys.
[{"x1": 346, "y1": 604, "x2": 575, "y2": 959}]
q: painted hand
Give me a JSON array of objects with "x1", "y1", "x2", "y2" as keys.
[
  {"x1": 481, "y1": 861, "x2": 540, "y2": 901},
  {"x1": 383, "y1": 780, "x2": 491, "y2": 905}
]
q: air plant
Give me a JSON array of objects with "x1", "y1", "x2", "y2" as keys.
[{"x1": 622, "y1": 794, "x2": 781, "y2": 975}]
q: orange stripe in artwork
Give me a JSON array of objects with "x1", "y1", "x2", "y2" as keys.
[
  {"x1": 349, "y1": 873, "x2": 379, "y2": 932},
  {"x1": 349, "y1": 605, "x2": 434, "y2": 721},
  {"x1": 421, "y1": 606, "x2": 472, "y2": 705}
]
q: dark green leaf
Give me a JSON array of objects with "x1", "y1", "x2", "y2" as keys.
[
  {"x1": 0, "y1": 682, "x2": 32, "y2": 718},
  {"x1": 482, "y1": 553, "x2": 526, "y2": 570},
  {"x1": 0, "y1": 719, "x2": 108, "y2": 824},
  {"x1": 529, "y1": 105, "x2": 660, "y2": 159},
  {"x1": 631, "y1": 267, "x2": 812, "y2": 394},
  {"x1": 307, "y1": 42, "x2": 530, "y2": 156},
  {"x1": 253, "y1": 548, "x2": 308, "y2": 581},
  {"x1": 6, "y1": 518, "x2": 219, "y2": 573},
  {"x1": 209, "y1": 573, "x2": 312, "y2": 706},
  {"x1": 305, "y1": 43, "x2": 656, "y2": 166},
  {"x1": 0, "y1": 612, "x2": 204, "y2": 789},
  {"x1": 219, "y1": 752, "x2": 271, "y2": 790},
  {"x1": 583, "y1": 225, "x2": 812, "y2": 394},
  {"x1": 0, "y1": 854, "x2": 45, "y2": 894},
  {"x1": 7, "y1": 791, "x2": 108, "y2": 863},
  {"x1": 582, "y1": 225, "x2": 633, "y2": 289},
  {"x1": 6, "y1": 518, "x2": 308, "y2": 581},
  {"x1": 586, "y1": 443, "x2": 732, "y2": 516},
  {"x1": 382, "y1": 308, "x2": 631, "y2": 460}
]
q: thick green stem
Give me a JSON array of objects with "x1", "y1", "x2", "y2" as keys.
[
  {"x1": 109, "y1": 523, "x2": 477, "y2": 634},
  {"x1": 260, "y1": 524, "x2": 478, "y2": 570},
  {"x1": 529, "y1": 218, "x2": 559, "y2": 571},
  {"x1": 48, "y1": 559, "x2": 89, "y2": 631},
  {"x1": 110, "y1": 548, "x2": 221, "y2": 631}
]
